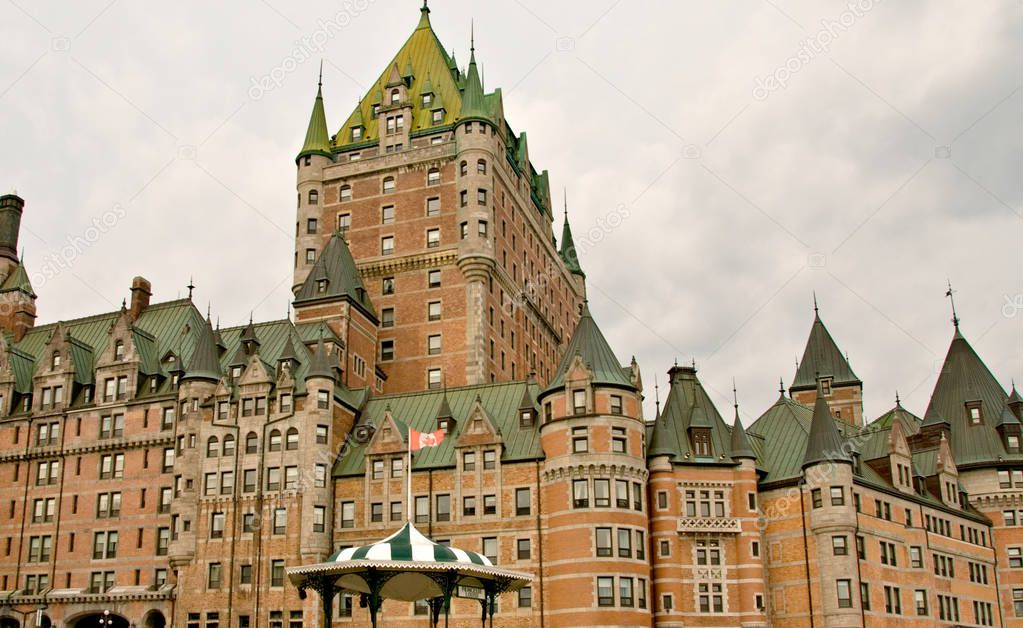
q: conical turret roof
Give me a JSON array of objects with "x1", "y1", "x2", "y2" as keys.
[
  {"x1": 729, "y1": 410, "x2": 756, "y2": 460},
  {"x1": 545, "y1": 303, "x2": 632, "y2": 392},
  {"x1": 0, "y1": 259, "x2": 34, "y2": 297},
  {"x1": 802, "y1": 381, "x2": 852, "y2": 469},
  {"x1": 183, "y1": 317, "x2": 222, "y2": 382},
  {"x1": 298, "y1": 77, "x2": 332, "y2": 161},
  {"x1": 559, "y1": 209, "x2": 584, "y2": 277},
  {"x1": 791, "y1": 308, "x2": 859, "y2": 391},
  {"x1": 295, "y1": 232, "x2": 376, "y2": 318},
  {"x1": 305, "y1": 335, "x2": 338, "y2": 382},
  {"x1": 458, "y1": 47, "x2": 490, "y2": 122}
]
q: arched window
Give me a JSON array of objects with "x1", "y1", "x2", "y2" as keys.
[
  {"x1": 51, "y1": 351, "x2": 61, "y2": 369},
  {"x1": 206, "y1": 436, "x2": 219, "y2": 457},
  {"x1": 459, "y1": 161, "x2": 468, "y2": 176},
  {"x1": 427, "y1": 168, "x2": 440, "y2": 186},
  {"x1": 308, "y1": 189, "x2": 319, "y2": 205},
  {"x1": 477, "y1": 159, "x2": 487, "y2": 175},
  {"x1": 339, "y1": 185, "x2": 352, "y2": 202},
  {"x1": 286, "y1": 428, "x2": 299, "y2": 451},
  {"x1": 391, "y1": 88, "x2": 401, "y2": 104},
  {"x1": 245, "y1": 432, "x2": 258, "y2": 454},
  {"x1": 268, "y1": 429, "x2": 282, "y2": 452},
  {"x1": 222, "y1": 434, "x2": 235, "y2": 456},
  {"x1": 114, "y1": 340, "x2": 125, "y2": 361},
  {"x1": 382, "y1": 177, "x2": 395, "y2": 194}
]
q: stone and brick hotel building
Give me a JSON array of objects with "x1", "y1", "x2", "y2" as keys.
[{"x1": 0, "y1": 4, "x2": 1020, "y2": 627}]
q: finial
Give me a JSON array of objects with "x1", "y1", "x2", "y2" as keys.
[
  {"x1": 422, "y1": 0, "x2": 429, "y2": 11},
  {"x1": 732, "y1": 378, "x2": 739, "y2": 412},
  {"x1": 674, "y1": 357, "x2": 679, "y2": 367},
  {"x1": 779, "y1": 377, "x2": 785, "y2": 396},
  {"x1": 945, "y1": 280, "x2": 960, "y2": 329},
  {"x1": 121, "y1": 298, "x2": 126, "y2": 310},
  {"x1": 318, "y1": 59, "x2": 323, "y2": 88},
  {"x1": 249, "y1": 311, "x2": 253, "y2": 325},
  {"x1": 215, "y1": 316, "x2": 220, "y2": 331},
  {"x1": 654, "y1": 375, "x2": 661, "y2": 415},
  {"x1": 187, "y1": 277, "x2": 195, "y2": 299},
  {"x1": 812, "y1": 290, "x2": 818, "y2": 316},
  {"x1": 895, "y1": 390, "x2": 901, "y2": 406},
  {"x1": 691, "y1": 357, "x2": 696, "y2": 370},
  {"x1": 564, "y1": 188, "x2": 568, "y2": 217},
  {"x1": 470, "y1": 19, "x2": 475, "y2": 54},
  {"x1": 206, "y1": 302, "x2": 211, "y2": 319}
]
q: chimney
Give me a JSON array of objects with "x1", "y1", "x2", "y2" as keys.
[
  {"x1": 130, "y1": 276, "x2": 152, "y2": 319},
  {"x1": 0, "y1": 194, "x2": 24, "y2": 264}
]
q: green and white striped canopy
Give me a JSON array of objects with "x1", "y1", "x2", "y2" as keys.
[{"x1": 287, "y1": 523, "x2": 530, "y2": 603}]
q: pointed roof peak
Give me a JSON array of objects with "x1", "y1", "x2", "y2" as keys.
[
  {"x1": 559, "y1": 209, "x2": 585, "y2": 277},
  {"x1": 298, "y1": 72, "x2": 332, "y2": 161},
  {"x1": 802, "y1": 378, "x2": 853, "y2": 469},
  {"x1": 305, "y1": 334, "x2": 338, "y2": 382},
  {"x1": 729, "y1": 412, "x2": 756, "y2": 460},
  {"x1": 418, "y1": 0, "x2": 431, "y2": 27},
  {"x1": 184, "y1": 317, "x2": 221, "y2": 382},
  {"x1": 791, "y1": 308, "x2": 859, "y2": 391},
  {"x1": 294, "y1": 231, "x2": 375, "y2": 317},
  {"x1": 544, "y1": 302, "x2": 632, "y2": 393}
]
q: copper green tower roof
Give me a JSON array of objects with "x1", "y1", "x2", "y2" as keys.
[
  {"x1": 183, "y1": 317, "x2": 222, "y2": 382},
  {"x1": 294, "y1": 231, "x2": 376, "y2": 320},
  {"x1": 544, "y1": 303, "x2": 631, "y2": 393},
  {"x1": 0, "y1": 258, "x2": 34, "y2": 297},
  {"x1": 458, "y1": 45, "x2": 490, "y2": 123},
  {"x1": 297, "y1": 70, "x2": 332, "y2": 162},
  {"x1": 559, "y1": 204, "x2": 585, "y2": 277},
  {"x1": 802, "y1": 380, "x2": 853, "y2": 469},
  {"x1": 791, "y1": 304, "x2": 859, "y2": 392}
]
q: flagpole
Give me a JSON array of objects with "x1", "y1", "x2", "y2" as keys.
[{"x1": 407, "y1": 428, "x2": 413, "y2": 524}]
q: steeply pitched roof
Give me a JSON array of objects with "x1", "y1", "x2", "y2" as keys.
[
  {"x1": 559, "y1": 210, "x2": 584, "y2": 277},
  {"x1": 0, "y1": 260, "x2": 34, "y2": 297},
  {"x1": 803, "y1": 382, "x2": 853, "y2": 469},
  {"x1": 294, "y1": 232, "x2": 376, "y2": 318},
  {"x1": 729, "y1": 409, "x2": 756, "y2": 460},
  {"x1": 544, "y1": 303, "x2": 631, "y2": 392},
  {"x1": 298, "y1": 79, "x2": 332, "y2": 161},
  {"x1": 922, "y1": 328, "x2": 1021, "y2": 466},
  {"x1": 458, "y1": 48, "x2": 490, "y2": 123},
  {"x1": 183, "y1": 317, "x2": 222, "y2": 382},
  {"x1": 305, "y1": 335, "x2": 338, "y2": 382},
  {"x1": 644, "y1": 366, "x2": 734, "y2": 463},
  {"x1": 791, "y1": 311, "x2": 859, "y2": 391},
  {"x1": 334, "y1": 380, "x2": 542, "y2": 476},
  {"x1": 868, "y1": 400, "x2": 922, "y2": 434}
]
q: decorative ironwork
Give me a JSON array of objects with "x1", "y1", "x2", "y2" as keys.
[{"x1": 677, "y1": 517, "x2": 742, "y2": 534}]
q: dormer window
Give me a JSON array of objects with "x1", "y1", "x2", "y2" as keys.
[
  {"x1": 432, "y1": 109, "x2": 443, "y2": 124},
  {"x1": 691, "y1": 428, "x2": 712, "y2": 457},
  {"x1": 114, "y1": 340, "x2": 124, "y2": 361},
  {"x1": 390, "y1": 88, "x2": 400, "y2": 105},
  {"x1": 51, "y1": 352, "x2": 61, "y2": 369},
  {"x1": 317, "y1": 280, "x2": 328, "y2": 293},
  {"x1": 351, "y1": 127, "x2": 363, "y2": 142},
  {"x1": 572, "y1": 390, "x2": 586, "y2": 415},
  {"x1": 1008, "y1": 435, "x2": 1020, "y2": 453},
  {"x1": 519, "y1": 409, "x2": 535, "y2": 428},
  {"x1": 966, "y1": 401, "x2": 983, "y2": 425},
  {"x1": 820, "y1": 377, "x2": 832, "y2": 396},
  {"x1": 372, "y1": 104, "x2": 380, "y2": 117},
  {"x1": 437, "y1": 417, "x2": 452, "y2": 434},
  {"x1": 422, "y1": 93, "x2": 433, "y2": 107}
]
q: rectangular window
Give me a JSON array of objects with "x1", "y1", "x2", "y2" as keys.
[
  {"x1": 428, "y1": 301, "x2": 441, "y2": 321},
  {"x1": 270, "y1": 560, "x2": 285, "y2": 587},
  {"x1": 380, "y1": 340, "x2": 394, "y2": 362},
  {"x1": 595, "y1": 527, "x2": 612, "y2": 557},
  {"x1": 427, "y1": 334, "x2": 441, "y2": 355},
  {"x1": 426, "y1": 228, "x2": 440, "y2": 248},
  {"x1": 426, "y1": 197, "x2": 440, "y2": 216},
  {"x1": 428, "y1": 269, "x2": 441, "y2": 288},
  {"x1": 830, "y1": 486, "x2": 844, "y2": 506},
  {"x1": 594, "y1": 479, "x2": 610, "y2": 507},
  {"x1": 483, "y1": 450, "x2": 496, "y2": 470},
  {"x1": 381, "y1": 205, "x2": 395, "y2": 224},
  {"x1": 832, "y1": 535, "x2": 847, "y2": 556},
  {"x1": 517, "y1": 538, "x2": 531, "y2": 560},
  {"x1": 612, "y1": 428, "x2": 627, "y2": 454},
  {"x1": 572, "y1": 426, "x2": 588, "y2": 453},
  {"x1": 415, "y1": 496, "x2": 429, "y2": 524},
  {"x1": 381, "y1": 308, "x2": 394, "y2": 328},
  {"x1": 597, "y1": 577, "x2": 614, "y2": 607},
  {"x1": 482, "y1": 537, "x2": 498, "y2": 564},
  {"x1": 483, "y1": 494, "x2": 497, "y2": 515},
  {"x1": 573, "y1": 480, "x2": 589, "y2": 508},
  {"x1": 617, "y1": 528, "x2": 632, "y2": 558},
  {"x1": 381, "y1": 236, "x2": 394, "y2": 255},
  {"x1": 572, "y1": 390, "x2": 586, "y2": 414},
  {"x1": 435, "y1": 494, "x2": 450, "y2": 522},
  {"x1": 811, "y1": 488, "x2": 822, "y2": 508},
  {"x1": 463, "y1": 496, "x2": 476, "y2": 517},
  {"x1": 516, "y1": 488, "x2": 530, "y2": 516},
  {"x1": 837, "y1": 580, "x2": 852, "y2": 608}
]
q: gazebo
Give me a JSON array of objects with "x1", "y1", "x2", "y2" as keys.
[{"x1": 287, "y1": 522, "x2": 532, "y2": 628}]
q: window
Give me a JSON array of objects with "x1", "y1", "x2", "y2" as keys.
[
  {"x1": 435, "y1": 494, "x2": 450, "y2": 522},
  {"x1": 597, "y1": 577, "x2": 614, "y2": 607},
  {"x1": 272, "y1": 508, "x2": 286, "y2": 535},
  {"x1": 830, "y1": 486, "x2": 844, "y2": 506},
  {"x1": 414, "y1": 496, "x2": 429, "y2": 523},
  {"x1": 382, "y1": 177, "x2": 395, "y2": 193},
  {"x1": 428, "y1": 269, "x2": 441, "y2": 288},
  {"x1": 350, "y1": 126, "x2": 362, "y2": 141},
  {"x1": 477, "y1": 159, "x2": 487, "y2": 174},
  {"x1": 270, "y1": 560, "x2": 285, "y2": 587},
  {"x1": 285, "y1": 428, "x2": 299, "y2": 451},
  {"x1": 811, "y1": 488, "x2": 822, "y2": 508},
  {"x1": 821, "y1": 377, "x2": 833, "y2": 395},
  {"x1": 380, "y1": 340, "x2": 394, "y2": 362},
  {"x1": 100, "y1": 454, "x2": 123, "y2": 479},
  {"x1": 426, "y1": 228, "x2": 440, "y2": 248},
  {"x1": 477, "y1": 188, "x2": 487, "y2": 205},
  {"x1": 305, "y1": 248, "x2": 316, "y2": 264},
  {"x1": 572, "y1": 427, "x2": 588, "y2": 452},
  {"x1": 612, "y1": 428, "x2": 627, "y2": 453},
  {"x1": 967, "y1": 401, "x2": 983, "y2": 424},
  {"x1": 432, "y1": 109, "x2": 443, "y2": 124},
  {"x1": 1014, "y1": 589, "x2": 1023, "y2": 617},
  {"x1": 51, "y1": 351, "x2": 61, "y2": 368},
  {"x1": 837, "y1": 580, "x2": 852, "y2": 608},
  {"x1": 427, "y1": 301, "x2": 441, "y2": 321},
  {"x1": 381, "y1": 236, "x2": 394, "y2": 255},
  {"x1": 210, "y1": 512, "x2": 225, "y2": 539},
  {"x1": 696, "y1": 539, "x2": 721, "y2": 566},
  {"x1": 516, "y1": 488, "x2": 530, "y2": 516},
  {"x1": 482, "y1": 537, "x2": 498, "y2": 564},
  {"x1": 477, "y1": 221, "x2": 488, "y2": 239},
  {"x1": 156, "y1": 528, "x2": 170, "y2": 555},
  {"x1": 594, "y1": 479, "x2": 610, "y2": 507},
  {"x1": 307, "y1": 189, "x2": 318, "y2": 206},
  {"x1": 267, "y1": 430, "x2": 281, "y2": 452},
  {"x1": 698, "y1": 583, "x2": 724, "y2": 613},
  {"x1": 1009, "y1": 546, "x2": 1022, "y2": 568},
  {"x1": 339, "y1": 185, "x2": 352, "y2": 202},
  {"x1": 337, "y1": 213, "x2": 351, "y2": 234},
  {"x1": 573, "y1": 480, "x2": 589, "y2": 508},
  {"x1": 426, "y1": 197, "x2": 440, "y2": 216},
  {"x1": 884, "y1": 585, "x2": 902, "y2": 614},
  {"x1": 659, "y1": 540, "x2": 671, "y2": 557},
  {"x1": 427, "y1": 168, "x2": 440, "y2": 185},
  {"x1": 482, "y1": 449, "x2": 496, "y2": 470},
  {"x1": 382, "y1": 276, "x2": 395, "y2": 294},
  {"x1": 617, "y1": 528, "x2": 632, "y2": 558},
  {"x1": 832, "y1": 535, "x2": 847, "y2": 556},
  {"x1": 692, "y1": 428, "x2": 711, "y2": 456},
  {"x1": 615, "y1": 480, "x2": 630, "y2": 508},
  {"x1": 879, "y1": 541, "x2": 897, "y2": 566},
  {"x1": 483, "y1": 494, "x2": 497, "y2": 515},
  {"x1": 245, "y1": 432, "x2": 258, "y2": 454},
  {"x1": 910, "y1": 545, "x2": 922, "y2": 568},
  {"x1": 595, "y1": 527, "x2": 612, "y2": 557}
]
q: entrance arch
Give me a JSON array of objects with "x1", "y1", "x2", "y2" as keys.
[
  {"x1": 71, "y1": 613, "x2": 129, "y2": 628},
  {"x1": 0, "y1": 617, "x2": 20, "y2": 628},
  {"x1": 142, "y1": 610, "x2": 166, "y2": 628}
]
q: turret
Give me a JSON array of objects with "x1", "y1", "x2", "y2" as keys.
[
  {"x1": 294, "y1": 70, "x2": 334, "y2": 292},
  {"x1": 0, "y1": 194, "x2": 24, "y2": 272},
  {"x1": 0, "y1": 195, "x2": 35, "y2": 341},
  {"x1": 790, "y1": 299, "x2": 863, "y2": 426}
]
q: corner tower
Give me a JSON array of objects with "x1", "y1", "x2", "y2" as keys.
[
  {"x1": 790, "y1": 301, "x2": 863, "y2": 426},
  {"x1": 537, "y1": 303, "x2": 650, "y2": 625},
  {"x1": 0, "y1": 195, "x2": 35, "y2": 341},
  {"x1": 294, "y1": 69, "x2": 335, "y2": 293}
]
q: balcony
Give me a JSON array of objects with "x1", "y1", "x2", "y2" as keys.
[{"x1": 677, "y1": 517, "x2": 742, "y2": 534}]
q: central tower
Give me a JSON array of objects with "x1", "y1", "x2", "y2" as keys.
[{"x1": 293, "y1": 3, "x2": 585, "y2": 395}]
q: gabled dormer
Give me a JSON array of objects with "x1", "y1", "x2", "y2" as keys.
[
  {"x1": 366, "y1": 409, "x2": 407, "y2": 458},
  {"x1": 455, "y1": 395, "x2": 502, "y2": 451},
  {"x1": 886, "y1": 420, "x2": 915, "y2": 494},
  {"x1": 934, "y1": 434, "x2": 961, "y2": 507},
  {"x1": 435, "y1": 393, "x2": 455, "y2": 435},
  {"x1": 35, "y1": 324, "x2": 78, "y2": 411}
]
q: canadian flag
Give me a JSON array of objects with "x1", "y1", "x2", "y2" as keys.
[{"x1": 409, "y1": 428, "x2": 445, "y2": 451}]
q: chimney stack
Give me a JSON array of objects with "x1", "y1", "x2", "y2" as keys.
[
  {"x1": 0, "y1": 194, "x2": 24, "y2": 264},
  {"x1": 130, "y1": 276, "x2": 152, "y2": 319}
]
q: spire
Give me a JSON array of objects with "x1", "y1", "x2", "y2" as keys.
[
  {"x1": 729, "y1": 397, "x2": 756, "y2": 461},
  {"x1": 239, "y1": 317, "x2": 260, "y2": 354},
  {"x1": 544, "y1": 302, "x2": 632, "y2": 393},
  {"x1": 0, "y1": 257, "x2": 34, "y2": 297},
  {"x1": 417, "y1": 0, "x2": 431, "y2": 29},
  {"x1": 802, "y1": 379, "x2": 852, "y2": 469},
  {"x1": 945, "y1": 280, "x2": 960, "y2": 332},
  {"x1": 305, "y1": 334, "x2": 338, "y2": 382},
  {"x1": 183, "y1": 317, "x2": 222, "y2": 382},
  {"x1": 297, "y1": 70, "x2": 332, "y2": 162},
  {"x1": 437, "y1": 392, "x2": 454, "y2": 421},
  {"x1": 458, "y1": 30, "x2": 490, "y2": 123},
  {"x1": 791, "y1": 305, "x2": 859, "y2": 391},
  {"x1": 558, "y1": 197, "x2": 585, "y2": 277}
]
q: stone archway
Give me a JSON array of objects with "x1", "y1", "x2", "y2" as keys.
[
  {"x1": 142, "y1": 610, "x2": 166, "y2": 628},
  {"x1": 70, "y1": 612, "x2": 129, "y2": 628},
  {"x1": 0, "y1": 617, "x2": 20, "y2": 628}
]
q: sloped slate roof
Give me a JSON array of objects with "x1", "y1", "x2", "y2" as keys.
[
  {"x1": 922, "y1": 328, "x2": 1022, "y2": 466},
  {"x1": 868, "y1": 402, "x2": 922, "y2": 434},
  {"x1": 334, "y1": 380, "x2": 541, "y2": 477},
  {"x1": 791, "y1": 313, "x2": 860, "y2": 391},
  {"x1": 802, "y1": 385, "x2": 854, "y2": 469},
  {"x1": 0, "y1": 260, "x2": 34, "y2": 296},
  {"x1": 645, "y1": 366, "x2": 734, "y2": 463},
  {"x1": 294, "y1": 232, "x2": 376, "y2": 318},
  {"x1": 545, "y1": 304, "x2": 631, "y2": 392}
]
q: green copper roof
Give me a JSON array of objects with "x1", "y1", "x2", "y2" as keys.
[
  {"x1": 791, "y1": 311, "x2": 859, "y2": 391},
  {"x1": 802, "y1": 381, "x2": 853, "y2": 469},
  {"x1": 298, "y1": 80, "x2": 332, "y2": 161},
  {"x1": 921, "y1": 328, "x2": 1021, "y2": 466},
  {"x1": 183, "y1": 317, "x2": 221, "y2": 382},
  {"x1": 868, "y1": 401, "x2": 921, "y2": 434},
  {"x1": 458, "y1": 49, "x2": 490, "y2": 122},
  {"x1": 294, "y1": 231, "x2": 376, "y2": 318},
  {"x1": 334, "y1": 380, "x2": 542, "y2": 477},
  {"x1": 0, "y1": 260, "x2": 34, "y2": 297},
  {"x1": 544, "y1": 303, "x2": 631, "y2": 393},
  {"x1": 644, "y1": 366, "x2": 734, "y2": 463},
  {"x1": 729, "y1": 410, "x2": 756, "y2": 460},
  {"x1": 558, "y1": 211, "x2": 584, "y2": 277},
  {"x1": 305, "y1": 335, "x2": 337, "y2": 382}
]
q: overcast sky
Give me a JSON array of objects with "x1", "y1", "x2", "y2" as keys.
[{"x1": 1, "y1": 0, "x2": 1021, "y2": 424}]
